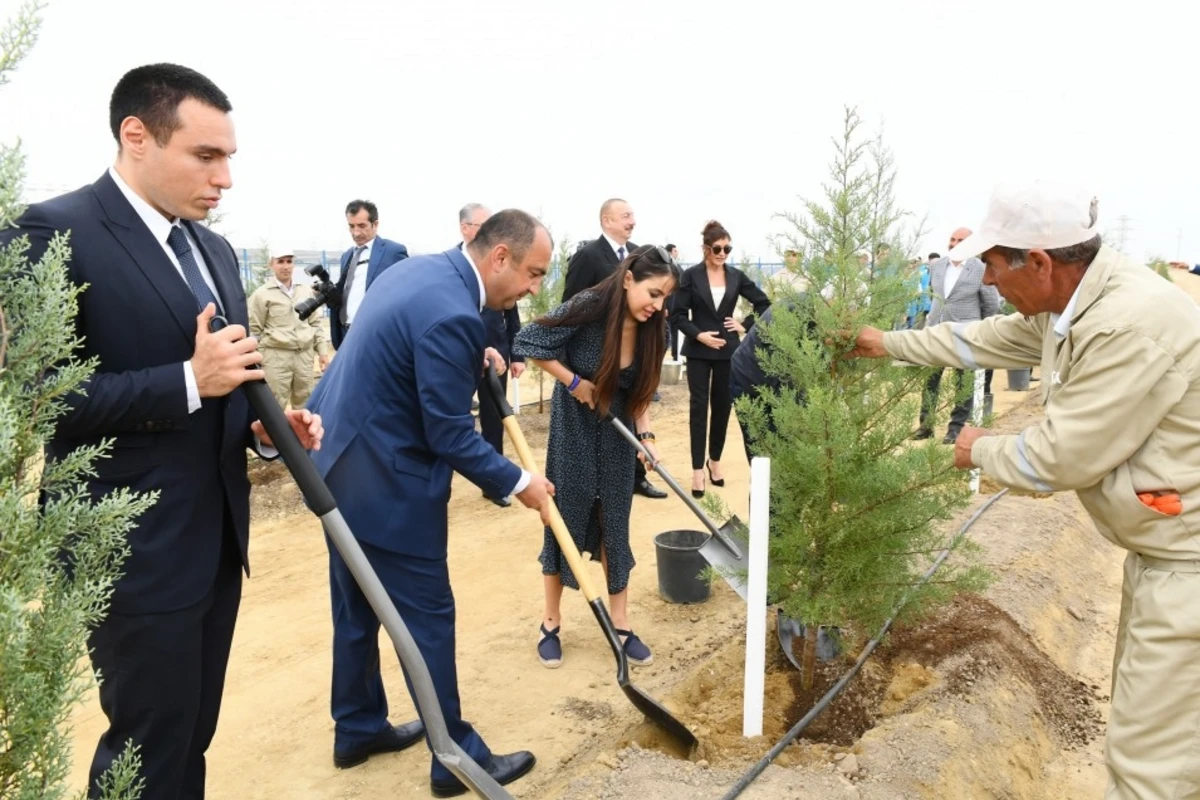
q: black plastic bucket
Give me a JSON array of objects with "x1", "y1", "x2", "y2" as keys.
[{"x1": 654, "y1": 529, "x2": 711, "y2": 604}]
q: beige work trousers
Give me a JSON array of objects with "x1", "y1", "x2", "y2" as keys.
[
  {"x1": 262, "y1": 346, "x2": 316, "y2": 410},
  {"x1": 1106, "y1": 552, "x2": 1200, "y2": 798}
]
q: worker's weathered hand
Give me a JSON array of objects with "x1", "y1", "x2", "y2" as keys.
[
  {"x1": 845, "y1": 326, "x2": 887, "y2": 359},
  {"x1": 953, "y1": 426, "x2": 991, "y2": 470}
]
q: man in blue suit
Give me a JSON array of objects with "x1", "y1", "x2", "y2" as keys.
[
  {"x1": 308, "y1": 209, "x2": 555, "y2": 797},
  {"x1": 0, "y1": 64, "x2": 322, "y2": 799},
  {"x1": 328, "y1": 199, "x2": 409, "y2": 349}
]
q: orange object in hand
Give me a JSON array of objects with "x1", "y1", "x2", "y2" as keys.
[{"x1": 1138, "y1": 490, "x2": 1183, "y2": 516}]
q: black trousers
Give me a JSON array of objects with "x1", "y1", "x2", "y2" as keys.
[
  {"x1": 477, "y1": 369, "x2": 508, "y2": 460},
  {"x1": 919, "y1": 368, "x2": 973, "y2": 436},
  {"x1": 87, "y1": 534, "x2": 243, "y2": 800},
  {"x1": 667, "y1": 321, "x2": 679, "y2": 361},
  {"x1": 686, "y1": 357, "x2": 733, "y2": 470}
]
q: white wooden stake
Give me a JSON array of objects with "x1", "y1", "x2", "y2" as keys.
[
  {"x1": 512, "y1": 371, "x2": 521, "y2": 416},
  {"x1": 969, "y1": 369, "x2": 985, "y2": 494},
  {"x1": 743, "y1": 457, "x2": 771, "y2": 737}
]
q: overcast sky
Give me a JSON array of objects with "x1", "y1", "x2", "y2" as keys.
[{"x1": 2, "y1": 0, "x2": 1196, "y2": 266}]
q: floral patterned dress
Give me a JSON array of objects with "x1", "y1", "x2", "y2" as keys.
[{"x1": 512, "y1": 292, "x2": 639, "y2": 594}]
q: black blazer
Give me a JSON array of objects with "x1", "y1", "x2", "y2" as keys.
[
  {"x1": 670, "y1": 263, "x2": 771, "y2": 361},
  {"x1": 562, "y1": 235, "x2": 636, "y2": 302},
  {"x1": 455, "y1": 242, "x2": 524, "y2": 363},
  {"x1": 1, "y1": 172, "x2": 258, "y2": 614}
]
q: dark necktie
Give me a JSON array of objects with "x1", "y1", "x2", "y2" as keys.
[
  {"x1": 617, "y1": 245, "x2": 626, "y2": 262},
  {"x1": 166, "y1": 226, "x2": 222, "y2": 313},
  {"x1": 340, "y1": 246, "x2": 365, "y2": 325}
]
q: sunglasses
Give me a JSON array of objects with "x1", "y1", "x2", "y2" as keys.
[
  {"x1": 707, "y1": 244, "x2": 733, "y2": 255},
  {"x1": 629, "y1": 244, "x2": 677, "y2": 266}
]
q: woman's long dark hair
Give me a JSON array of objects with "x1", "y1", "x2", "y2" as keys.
[{"x1": 538, "y1": 245, "x2": 680, "y2": 420}]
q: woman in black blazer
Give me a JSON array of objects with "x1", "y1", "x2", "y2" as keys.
[{"x1": 670, "y1": 220, "x2": 771, "y2": 496}]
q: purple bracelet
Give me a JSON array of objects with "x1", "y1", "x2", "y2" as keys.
[{"x1": 568, "y1": 374, "x2": 581, "y2": 392}]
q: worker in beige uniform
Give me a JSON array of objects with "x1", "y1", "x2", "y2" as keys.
[
  {"x1": 852, "y1": 181, "x2": 1200, "y2": 799},
  {"x1": 249, "y1": 245, "x2": 332, "y2": 410}
]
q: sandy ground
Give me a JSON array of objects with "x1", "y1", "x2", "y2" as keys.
[{"x1": 67, "y1": 273, "x2": 1200, "y2": 800}]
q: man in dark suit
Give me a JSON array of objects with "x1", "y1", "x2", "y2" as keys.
[
  {"x1": 458, "y1": 203, "x2": 525, "y2": 508},
  {"x1": 328, "y1": 199, "x2": 409, "y2": 350},
  {"x1": 308, "y1": 209, "x2": 556, "y2": 798},
  {"x1": 561, "y1": 198, "x2": 667, "y2": 499},
  {"x1": 0, "y1": 64, "x2": 322, "y2": 799}
]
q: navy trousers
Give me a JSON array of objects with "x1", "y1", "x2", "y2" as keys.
[
  {"x1": 326, "y1": 534, "x2": 490, "y2": 782},
  {"x1": 87, "y1": 535, "x2": 242, "y2": 800}
]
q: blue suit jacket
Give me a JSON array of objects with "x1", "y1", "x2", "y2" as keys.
[
  {"x1": 0, "y1": 172, "x2": 257, "y2": 614},
  {"x1": 330, "y1": 236, "x2": 409, "y2": 349},
  {"x1": 307, "y1": 248, "x2": 522, "y2": 559}
]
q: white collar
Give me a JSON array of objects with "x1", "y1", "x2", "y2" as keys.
[
  {"x1": 1050, "y1": 280, "x2": 1085, "y2": 340},
  {"x1": 356, "y1": 237, "x2": 375, "y2": 254},
  {"x1": 274, "y1": 277, "x2": 294, "y2": 293},
  {"x1": 602, "y1": 232, "x2": 628, "y2": 257},
  {"x1": 108, "y1": 165, "x2": 179, "y2": 246},
  {"x1": 460, "y1": 246, "x2": 487, "y2": 312}
]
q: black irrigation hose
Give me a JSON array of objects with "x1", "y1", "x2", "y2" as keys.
[{"x1": 720, "y1": 488, "x2": 1011, "y2": 800}]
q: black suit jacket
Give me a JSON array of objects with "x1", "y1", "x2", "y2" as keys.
[
  {"x1": 1, "y1": 172, "x2": 257, "y2": 614},
  {"x1": 562, "y1": 235, "x2": 636, "y2": 302},
  {"x1": 670, "y1": 263, "x2": 771, "y2": 361}
]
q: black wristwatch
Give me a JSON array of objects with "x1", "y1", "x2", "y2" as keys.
[{"x1": 636, "y1": 431, "x2": 656, "y2": 442}]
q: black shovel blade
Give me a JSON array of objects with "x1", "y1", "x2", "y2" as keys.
[{"x1": 587, "y1": 598, "x2": 698, "y2": 752}]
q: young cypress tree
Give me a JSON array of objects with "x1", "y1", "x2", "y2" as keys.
[
  {"x1": 1, "y1": 3, "x2": 148, "y2": 795},
  {"x1": 737, "y1": 107, "x2": 989, "y2": 687}
]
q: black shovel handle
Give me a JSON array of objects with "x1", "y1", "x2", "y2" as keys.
[
  {"x1": 483, "y1": 360, "x2": 514, "y2": 419},
  {"x1": 210, "y1": 315, "x2": 335, "y2": 515}
]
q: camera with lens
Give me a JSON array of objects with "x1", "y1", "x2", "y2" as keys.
[{"x1": 294, "y1": 263, "x2": 338, "y2": 321}]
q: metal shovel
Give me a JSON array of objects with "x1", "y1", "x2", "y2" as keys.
[
  {"x1": 605, "y1": 414, "x2": 748, "y2": 599},
  {"x1": 608, "y1": 413, "x2": 824, "y2": 670},
  {"x1": 484, "y1": 366, "x2": 698, "y2": 753},
  {"x1": 215, "y1": 316, "x2": 510, "y2": 799}
]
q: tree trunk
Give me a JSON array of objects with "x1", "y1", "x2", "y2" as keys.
[{"x1": 801, "y1": 625, "x2": 818, "y2": 690}]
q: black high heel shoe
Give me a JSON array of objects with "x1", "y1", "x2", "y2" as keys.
[
  {"x1": 691, "y1": 474, "x2": 705, "y2": 498},
  {"x1": 706, "y1": 459, "x2": 725, "y2": 487}
]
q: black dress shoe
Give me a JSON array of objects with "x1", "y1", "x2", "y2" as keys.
[
  {"x1": 431, "y1": 751, "x2": 537, "y2": 798},
  {"x1": 333, "y1": 720, "x2": 426, "y2": 769},
  {"x1": 942, "y1": 433, "x2": 958, "y2": 445},
  {"x1": 911, "y1": 428, "x2": 933, "y2": 441},
  {"x1": 634, "y1": 479, "x2": 668, "y2": 499},
  {"x1": 483, "y1": 493, "x2": 512, "y2": 508}
]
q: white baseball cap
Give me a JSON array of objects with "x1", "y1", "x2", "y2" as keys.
[
  {"x1": 269, "y1": 244, "x2": 296, "y2": 259},
  {"x1": 947, "y1": 181, "x2": 1100, "y2": 262}
]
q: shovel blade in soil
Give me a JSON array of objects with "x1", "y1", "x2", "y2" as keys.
[{"x1": 587, "y1": 598, "x2": 698, "y2": 752}]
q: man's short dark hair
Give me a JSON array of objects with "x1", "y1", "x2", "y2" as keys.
[
  {"x1": 665, "y1": 243, "x2": 676, "y2": 252},
  {"x1": 928, "y1": 252, "x2": 941, "y2": 260},
  {"x1": 110, "y1": 63, "x2": 231, "y2": 147},
  {"x1": 345, "y1": 200, "x2": 378, "y2": 223},
  {"x1": 469, "y1": 209, "x2": 551, "y2": 263}
]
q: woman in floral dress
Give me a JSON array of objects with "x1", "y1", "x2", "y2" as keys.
[{"x1": 513, "y1": 245, "x2": 680, "y2": 669}]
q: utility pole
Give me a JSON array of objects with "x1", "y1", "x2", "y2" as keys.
[{"x1": 1112, "y1": 215, "x2": 1133, "y2": 253}]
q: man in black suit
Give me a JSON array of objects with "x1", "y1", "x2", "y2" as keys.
[
  {"x1": 328, "y1": 199, "x2": 409, "y2": 350},
  {"x1": 0, "y1": 64, "x2": 324, "y2": 799},
  {"x1": 457, "y1": 203, "x2": 526, "y2": 508},
  {"x1": 561, "y1": 198, "x2": 666, "y2": 499}
]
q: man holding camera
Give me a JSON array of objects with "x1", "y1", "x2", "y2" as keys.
[{"x1": 248, "y1": 245, "x2": 331, "y2": 409}]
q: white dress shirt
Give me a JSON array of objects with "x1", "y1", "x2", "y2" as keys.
[
  {"x1": 459, "y1": 245, "x2": 531, "y2": 496},
  {"x1": 108, "y1": 166, "x2": 218, "y2": 414},
  {"x1": 943, "y1": 260, "x2": 965, "y2": 298},
  {"x1": 602, "y1": 233, "x2": 629, "y2": 261},
  {"x1": 344, "y1": 238, "x2": 374, "y2": 324}
]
